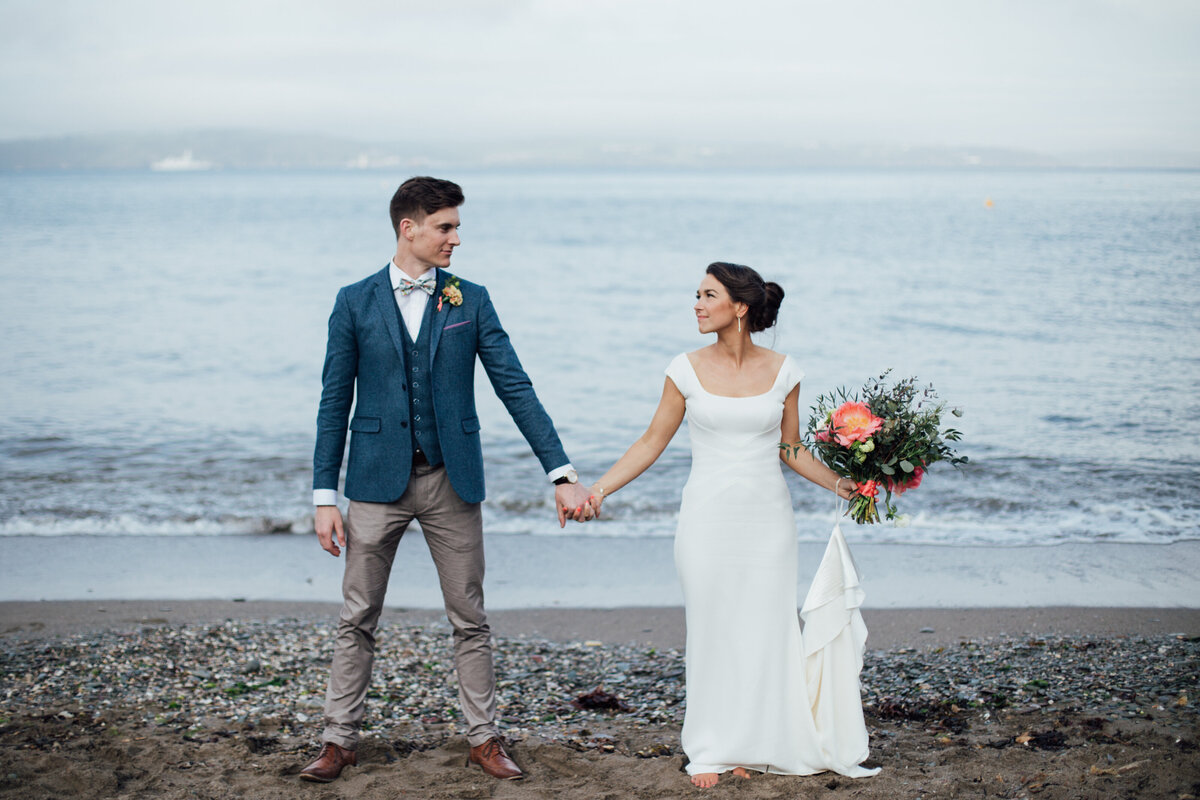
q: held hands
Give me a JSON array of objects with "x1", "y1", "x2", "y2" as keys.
[
  {"x1": 555, "y1": 481, "x2": 601, "y2": 528},
  {"x1": 315, "y1": 505, "x2": 346, "y2": 557}
]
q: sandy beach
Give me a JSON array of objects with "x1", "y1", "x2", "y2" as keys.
[
  {"x1": 3, "y1": 514, "x2": 1195, "y2": 800},
  {"x1": 2, "y1": 602, "x2": 1197, "y2": 800}
]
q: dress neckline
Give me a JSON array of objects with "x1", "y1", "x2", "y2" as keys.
[{"x1": 683, "y1": 353, "x2": 789, "y2": 399}]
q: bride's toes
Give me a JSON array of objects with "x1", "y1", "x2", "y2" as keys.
[
  {"x1": 731, "y1": 767, "x2": 753, "y2": 779},
  {"x1": 690, "y1": 772, "x2": 719, "y2": 788}
]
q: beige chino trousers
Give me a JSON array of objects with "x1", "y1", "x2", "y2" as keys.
[{"x1": 321, "y1": 463, "x2": 495, "y2": 749}]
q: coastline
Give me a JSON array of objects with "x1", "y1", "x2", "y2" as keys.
[
  {"x1": 2, "y1": 534, "x2": 1198, "y2": 608},
  {"x1": 2, "y1": 600, "x2": 1198, "y2": 649}
]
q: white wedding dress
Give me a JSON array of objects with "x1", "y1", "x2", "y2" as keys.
[{"x1": 666, "y1": 353, "x2": 879, "y2": 779}]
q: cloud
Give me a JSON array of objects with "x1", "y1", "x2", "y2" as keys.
[{"x1": 1, "y1": 0, "x2": 1197, "y2": 154}]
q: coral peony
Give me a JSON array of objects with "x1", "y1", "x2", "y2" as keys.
[{"x1": 831, "y1": 401, "x2": 884, "y2": 447}]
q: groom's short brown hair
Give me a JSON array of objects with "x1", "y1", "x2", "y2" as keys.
[{"x1": 390, "y1": 177, "x2": 464, "y2": 237}]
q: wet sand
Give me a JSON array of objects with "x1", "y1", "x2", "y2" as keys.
[
  {"x1": 3, "y1": 535, "x2": 1198, "y2": 609},
  {"x1": 2, "y1": 600, "x2": 1199, "y2": 648}
]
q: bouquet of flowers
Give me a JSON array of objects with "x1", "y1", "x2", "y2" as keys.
[{"x1": 782, "y1": 371, "x2": 967, "y2": 524}]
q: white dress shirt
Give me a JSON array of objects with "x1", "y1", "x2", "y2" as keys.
[
  {"x1": 390, "y1": 261, "x2": 434, "y2": 340},
  {"x1": 313, "y1": 260, "x2": 572, "y2": 506}
]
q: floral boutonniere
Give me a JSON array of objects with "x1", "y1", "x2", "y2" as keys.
[{"x1": 438, "y1": 274, "x2": 463, "y2": 311}]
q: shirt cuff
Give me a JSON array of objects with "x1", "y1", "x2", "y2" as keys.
[
  {"x1": 546, "y1": 464, "x2": 574, "y2": 483},
  {"x1": 313, "y1": 489, "x2": 339, "y2": 506}
]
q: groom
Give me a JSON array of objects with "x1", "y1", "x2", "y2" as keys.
[{"x1": 301, "y1": 177, "x2": 594, "y2": 783}]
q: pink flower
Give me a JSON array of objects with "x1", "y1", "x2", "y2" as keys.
[
  {"x1": 830, "y1": 401, "x2": 884, "y2": 447},
  {"x1": 855, "y1": 479, "x2": 881, "y2": 498},
  {"x1": 887, "y1": 466, "x2": 925, "y2": 495},
  {"x1": 814, "y1": 427, "x2": 833, "y2": 442}
]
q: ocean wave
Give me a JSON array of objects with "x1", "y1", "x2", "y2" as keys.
[
  {"x1": 0, "y1": 513, "x2": 309, "y2": 537},
  {"x1": 791, "y1": 504, "x2": 1200, "y2": 547},
  {"x1": 1, "y1": 501, "x2": 1197, "y2": 547},
  {"x1": 3, "y1": 430, "x2": 1197, "y2": 547}
]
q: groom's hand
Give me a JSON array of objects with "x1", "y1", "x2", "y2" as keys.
[
  {"x1": 315, "y1": 505, "x2": 346, "y2": 556},
  {"x1": 555, "y1": 482, "x2": 596, "y2": 527}
]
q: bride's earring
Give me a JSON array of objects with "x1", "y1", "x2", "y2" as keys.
[{"x1": 737, "y1": 315, "x2": 742, "y2": 333}]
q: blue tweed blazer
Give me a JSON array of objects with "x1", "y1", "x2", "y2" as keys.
[{"x1": 313, "y1": 265, "x2": 569, "y2": 504}]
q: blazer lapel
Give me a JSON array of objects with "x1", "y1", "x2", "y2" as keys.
[
  {"x1": 429, "y1": 268, "x2": 450, "y2": 362},
  {"x1": 372, "y1": 265, "x2": 407, "y2": 363}
]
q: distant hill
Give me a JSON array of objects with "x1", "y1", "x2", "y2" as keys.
[
  {"x1": 1, "y1": 129, "x2": 1192, "y2": 171},
  {"x1": 0, "y1": 130, "x2": 424, "y2": 171}
]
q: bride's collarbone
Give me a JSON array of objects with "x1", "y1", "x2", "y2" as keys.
[{"x1": 690, "y1": 351, "x2": 786, "y2": 396}]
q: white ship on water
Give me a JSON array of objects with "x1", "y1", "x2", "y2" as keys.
[{"x1": 150, "y1": 150, "x2": 214, "y2": 171}]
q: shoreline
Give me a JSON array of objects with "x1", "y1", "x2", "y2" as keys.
[
  {"x1": 3, "y1": 534, "x2": 1198, "y2": 608},
  {"x1": 2, "y1": 600, "x2": 1198, "y2": 649}
]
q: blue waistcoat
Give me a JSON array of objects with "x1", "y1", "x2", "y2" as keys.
[{"x1": 396, "y1": 294, "x2": 443, "y2": 466}]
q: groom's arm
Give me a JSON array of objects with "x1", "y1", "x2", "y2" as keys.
[
  {"x1": 474, "y1": 288, "x2": 593, "y2": 522},
  {"x1": 474, "y1": 286, "x2": 569, "y2": 473},
  {"x1": 313, "y1": 288, "x2": 358, "y2": 494},
  {"x1": 312, "y1": 289, "x2": 357, "y2": 552}
]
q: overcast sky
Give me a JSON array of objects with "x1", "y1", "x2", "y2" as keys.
[{"x1": 2, "y1": 0, "x2": 1197, "y2": 155}]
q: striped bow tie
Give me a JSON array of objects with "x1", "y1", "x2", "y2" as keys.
[{"x1": 396, "y1": 275, "x2": 436, "y2": 296}]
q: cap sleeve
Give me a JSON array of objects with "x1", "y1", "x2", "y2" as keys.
[
  {"x1": 664, "y1": 353, "x2": 693, "y2": 398},
  {"x1": 779, "y1": 355, "x2": 804, "y2": 395}
]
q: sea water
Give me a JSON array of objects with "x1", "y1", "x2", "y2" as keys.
[{"x1": 1, "y1": 168, "x2": 1197, "y2": 547}]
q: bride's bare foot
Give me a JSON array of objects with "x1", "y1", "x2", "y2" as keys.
[
  {"x1": 690, "y1": 772, "x2": 719, "y2": 788},
  {"x1": 731, "y1": 767, "x2": 753, "y2": 779}
]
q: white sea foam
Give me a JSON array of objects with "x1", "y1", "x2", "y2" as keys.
[{"x1": 0, "y1": 514, "x2": 308, "y2": 537}]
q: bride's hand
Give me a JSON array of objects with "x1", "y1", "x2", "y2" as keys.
[
  {"x1": 588, "y1": 484, "x2": 606, "y2": 516},
  {"x1": 834, "y1": 478, "x2": 856, "y2": 501}
]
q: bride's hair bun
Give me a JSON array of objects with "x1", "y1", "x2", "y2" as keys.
[
  {"x1": 705, "y1": 262, "x2": 785, "y2": 333},
  {"x1": 758, "y1": 281, "x2": 784, "y2": 331}
]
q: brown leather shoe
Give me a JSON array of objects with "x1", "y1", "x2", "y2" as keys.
[
  {"x1": 468, "y1": 737, "x2": 524, "y2": 780},
  {"x1": 299, "y1": 742, "x2": 357, "y2": 782}
]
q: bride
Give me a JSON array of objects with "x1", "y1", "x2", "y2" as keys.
[{"x1": 588, "y1": 262, "x2": 880, "y2": 788}]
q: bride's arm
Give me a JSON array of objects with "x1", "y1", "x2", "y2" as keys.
[
  {"x1": 589, "y1": 377, "x2": 686, "y2": 510},
  {"x1": 779, "y1": 385, "x2": 856, "y2": 500}
]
